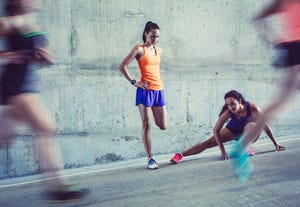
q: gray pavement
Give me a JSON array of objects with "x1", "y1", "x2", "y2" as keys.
[{"x1": 0, "y1": 135, "x2": 299, "y2": 207}]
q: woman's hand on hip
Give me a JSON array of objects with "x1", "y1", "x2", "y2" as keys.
[{"x1": 135, "y1": 81, "x2": 148, "y2": 89}]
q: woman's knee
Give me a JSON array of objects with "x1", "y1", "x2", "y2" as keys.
[
  {"x1": 244, "y1": 122, "x2": 260, "y2": 142},
  {"x1": 244, "y1": 122, "x2": 256, "y2": 131},
  {"x1": 156, "y1": 121, "x2": 167, "y2": 130},
  {"x1": 142, "y1": 119, "x2": 151, "y2": 130},
  {"x1": 35, "y1": 120, "x2": 58, "y2": 137}
]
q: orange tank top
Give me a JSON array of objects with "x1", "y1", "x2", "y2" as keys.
[
  {"x1": 279, "y1": 0, "x2": 300, "y2": 43},
  {"x1": 137, "y1": 45, "x2": 163, "y2": 90}
]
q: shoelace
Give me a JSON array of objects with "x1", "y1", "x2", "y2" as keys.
[
  {"x1": 174, "y1": 154, "x2": 182, "y2": 160},
  {"x1": 149, "y1": 159, "x2": 156, "y2": 165}
]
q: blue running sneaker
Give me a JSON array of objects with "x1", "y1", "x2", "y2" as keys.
[
  {"x1": 230, "y1": 141, "x2": 254, "y2": 183},
  {"x1": 148, "y1": 158, "x2": 159, "y2": 170}
]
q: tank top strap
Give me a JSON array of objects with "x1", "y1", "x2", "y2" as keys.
[
  {"x1": 140, "y1": 44, "x2": 147, "y2": 56},
  {"x1": 245, "y1": 102, "x2": 252, "y2": 117},
  {"x1": 153, "y1": 45, "x2": 160, "y2": 56}
]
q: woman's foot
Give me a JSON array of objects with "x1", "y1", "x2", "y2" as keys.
[
  {"x1": 41, "y1": 184, "x2": 89, "y2": 202},
  {"x1": 170, "y1": 153, "x2": 183, "y2": 164},
  {"x1": 147, "y1": 158, "x2": 159, "y2": 170},
  {"x1": 247, "y1": 145, "x2": 256, "y2": 156}
]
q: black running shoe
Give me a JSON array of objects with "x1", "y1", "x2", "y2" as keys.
[{"x1": 41, "y1": 185, "x2": 89, "y2": 202}]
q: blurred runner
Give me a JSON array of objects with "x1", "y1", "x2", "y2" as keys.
[
  {"x1": 0, "y1": 0, "x2": 89, "y2": 201},
  {"x1": 231, "y1": 0, "x2": 300, "y2": 182}
]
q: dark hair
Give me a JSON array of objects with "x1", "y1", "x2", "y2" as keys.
[
  {"x1": 219, "y1": 90, "x2": 246, "y2": 116},
  {"x1": 142, "y1": 21, "x2": 160, "y2": 43}
]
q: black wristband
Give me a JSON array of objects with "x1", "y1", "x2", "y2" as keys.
[{"x1": 131, "y1": 79, "x2": 137, "y2": 85}]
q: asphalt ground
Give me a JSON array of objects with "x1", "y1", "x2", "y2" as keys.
[{"x1": 0, "y1": 135, "x2": 299, "y2": 207}]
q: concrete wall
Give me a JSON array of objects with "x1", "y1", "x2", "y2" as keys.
[{"x1": 1, "y1": 0, "x2": 300, "y2": 179}]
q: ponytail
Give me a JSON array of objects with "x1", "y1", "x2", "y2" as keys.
[{"x1": 142, "y1": 21, "x2": 160, "y2": 43}]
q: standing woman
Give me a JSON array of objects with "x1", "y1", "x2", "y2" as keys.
[
  {"x1": 120, "y1": 21, "x2": 167, "y2": 169},
  {"x1": 0, "y1": 0, "x2": 88, "y2": 201},
  {"x1": 231, "y1": 0, "x2": 300, "y2": 181}
]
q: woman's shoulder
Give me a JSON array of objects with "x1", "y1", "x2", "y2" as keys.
[
  {"x1": 132, "y1": 44, "x2": 144, "y2": 53},
  {"x1": 219, "y1": 109, "x2": 232, "y2": 120},
  {"x1": 247, "y1": 102, "x2": 260, "y2": 112},
  {"x1": 247, "y1": 101, "x2": 257, "y2": 107},
  {"x1": 132, "y1": 44, "x2": 145, "y2": 59}
]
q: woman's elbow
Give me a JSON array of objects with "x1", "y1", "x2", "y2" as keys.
[{"x1": 119, "y1": 62, "x2": 127, "y2": 72}]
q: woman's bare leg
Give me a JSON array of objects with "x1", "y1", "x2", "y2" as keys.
[
  {"x1": 181, "y1": 128, "x2": 236, "y2": 157},
  {"x1": 138, "y1": 104, "x2": 153, "y2": 159},
  {"x1": 242, "y1": 65, "x2": 300, "y2": 150},
  {"x1": 6, "y1": 94, "x2": 66, "y2": 186},
  {"x1": 152, "y1": 106, "x2": 167, "y2": 130},
  {"x1": 0, "y1": 106, "x2": 14, "y2": 148}
]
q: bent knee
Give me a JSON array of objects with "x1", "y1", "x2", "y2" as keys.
[
  {"x1": 157, "y1": 123, "x2": 167, "y2": 130},
  {"x1": 160, "y1": 126, "x2": 167, "y2": 130},
  {"x1": 244, "y1": 122, "x2": 256, "y2": 131}
]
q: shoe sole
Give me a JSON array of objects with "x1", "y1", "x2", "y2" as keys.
[
  {"x1": 46, "y1": 198, "x2": 82, "y2": 204},
  {"x1": 170, "y1": 159, "x2": 180, "y2": 164},
  {"x1": 147, "y1": 166, "x2": 159, "y2": 170},
  {"x1": 42, "y1": 189, "x2": 90, "y2": 203}
]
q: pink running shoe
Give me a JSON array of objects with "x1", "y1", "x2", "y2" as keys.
[
  {"x1": 170, "y1": 153, "x2": 183, "y2": 164},
  {"x1": 247, "y1": 146, "x2": 255, "y2": 156}
]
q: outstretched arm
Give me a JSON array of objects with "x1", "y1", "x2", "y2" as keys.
[
  {"x1": 250, "y1": 102, "x2": 286, "y2": 151},
  {"x1": 263, "y1": 124, "x2": 286, "y2": 151},
  {"x1": 34, "y1": 47, "x2": 56, "y2": 65},
  {"x1": 0, "y1": 51, "x2": 29, "y2": 64},
  {"x1": 213, "y1": 110, "x2": 231, "y2": 160}
]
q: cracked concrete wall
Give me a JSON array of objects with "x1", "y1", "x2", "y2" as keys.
[{"x1": 1, "y1": 0, "x2": 300, "y2": 178}]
